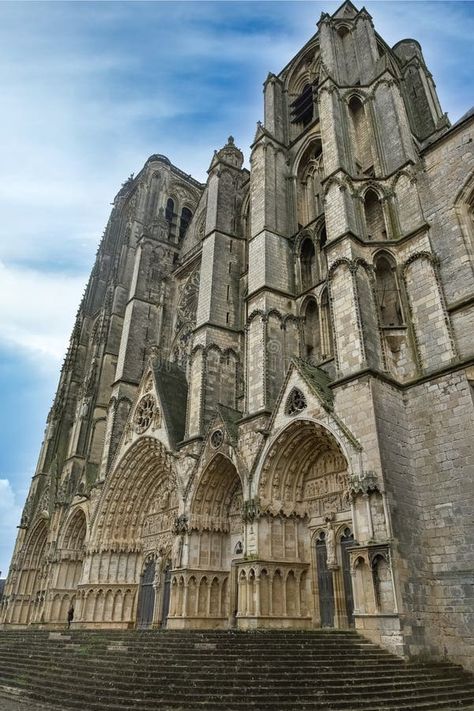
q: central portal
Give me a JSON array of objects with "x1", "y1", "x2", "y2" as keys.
[{"x1": 167, "y1": 453, "x2": 243, "y2": 629}]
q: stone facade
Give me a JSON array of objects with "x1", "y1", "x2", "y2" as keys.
[{"x1": 2, "y1": 0, "x2": 473, "y2": 672}]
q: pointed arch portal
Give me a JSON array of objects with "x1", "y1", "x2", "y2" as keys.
[
  {"x1": 167, "y1": 454, "x2": 244, "y2": 629},
  {"x1": 49, "y1": 508, "x2": 87, "y2": 624},
  {"x1": 7, "y1": 518, "x2": 49, "y2": 625},
  {"x1": 77, "y1": 437, "x2": 178, "y2": 628},
  {"x1": 250, "y1": 419, "x2": 355, "y2": 629}
]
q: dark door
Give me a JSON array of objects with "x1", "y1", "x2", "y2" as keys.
[
  {"x1": 340, "y1": 528, "x2": 354, "y2": 626},
  {"x1": 316, "y1": 534, "x2": 334, "y2": 627},
  {"x1": 136, "y1": 558, "x2": 155, "y2": 629},
  {"x1": 161, "y1": 564, "x2": 171, "y2": 627}
]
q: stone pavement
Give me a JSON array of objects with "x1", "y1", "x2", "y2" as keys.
[{"x1": 0, "y1": 694, "x2": 53, "y2": 711}]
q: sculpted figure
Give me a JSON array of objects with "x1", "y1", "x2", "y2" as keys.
[
  {"x1": 171, "y1": 534, "x2": 183, "y2": 569},
  {"x1": 325, "y1": 520, "x2": 337, "y2": 568},
  {"x1": 153, "y1": 552, "x2": 163, "y2": 589}
]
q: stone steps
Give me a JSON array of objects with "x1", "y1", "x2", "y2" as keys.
[
  {"x1": 0, "y1": 629, "x2": 473, "y2": 711},
  {"x1": 0, "y1": 649, "x2": 464, "y2": 678},
  {"x1": 2, "y1": 658, "x2": 471, "y2": 692}
]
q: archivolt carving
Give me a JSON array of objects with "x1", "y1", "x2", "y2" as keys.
[
  {"x1": 91, "y1": 437, "x2": 178, "y2": 551},
  {"x1": 402, "y1": 250, "x2": 439, "y2": 273},
  {"x1": 258, "y1": 420, "x2": 351, "y2": 519},
  {"x1": 188, "y1": 454, "x2": 244, "y2": 533},
  {"x1": 61, "y1": 508, "x2": 88, "y2": 552},
  {"x1": 328, "y1": 257, "x2": 353, "y2": 278},
  {"x1": 342, "y1": 89, "x2": 369, "y2": 105}
]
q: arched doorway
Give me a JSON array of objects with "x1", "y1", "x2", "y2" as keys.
[
  {"x1": 11, "y1": 519, "x2": 49, "y2": 624},
  {"x1": 78, "y1": 437, "x2": 179, "y2": 627},
  {"x1": 49, "y1": 509, "x2": 87, "y2": 624},
  {"x1": 315, "y1": 531, "x2": 334, "y2": 627},
  {"x1": 171, "y1": 454, "x2": 243, "y2": 628},
  {"x1": 257, "y1": 419, "x2": 354, "y2": 629},
  {"x1": 136, "y1": 557, "x2": 156, "y2": 628}
]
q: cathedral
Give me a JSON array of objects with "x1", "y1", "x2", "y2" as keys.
[{"x1": 2, "y1": 1, "x2": 473, "y2": 673}]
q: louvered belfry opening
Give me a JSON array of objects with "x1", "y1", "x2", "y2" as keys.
[{"x1": 290, "y1": 83, "x2": 315, "y2": 126}]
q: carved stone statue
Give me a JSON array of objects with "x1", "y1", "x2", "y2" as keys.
[
  {"x1": 153, "y1": 552, "x2": 163, "y2": 589},
  {"x1": 325, "y1": 519, "x2": 337, "y2": 568},
  {"x1": 171, "y1": 534, "x2": 183, "y2": 569}
]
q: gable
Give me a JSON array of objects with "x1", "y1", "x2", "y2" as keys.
[
  {"x1": 113, "y1": 359, "x2": 188, "y2": 465},
  {"x1": 267, "y1": 358, "x2": 362, "y2": 454}
]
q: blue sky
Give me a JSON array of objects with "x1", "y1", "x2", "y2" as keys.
[{"x1": 0, "y1": 0, "x2": 473, "y2": 576}]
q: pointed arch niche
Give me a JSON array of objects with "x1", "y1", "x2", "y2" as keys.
[
  {"x1": 374, "y1": 253, "x2": 403, "y2": 327},
  {"x1": 248, "y1": 420, "x2": 354, "y2": 630},
  {"x1": 302, "y1": 298, "x2": 321, "y2": 364},
  {"x1": 78, "y1": 437, "x2": 178, "y2": 628},
  {"x1": 9, "y1": 518, "x2": 49, "y2": 625},
  {"x1": 296, "y1": 141, "x2": 324, "y2": 229},
  {"x1": 300, "y1": 237, "x2": 317, "y2": 291},
  {"x1": 49, "y1": 508, "x2": 87, "y2": 624},
  {"x1": 347, "y1": 96, "x2": 376, "y2": 175},
  {"x1": 172, "y1": 454, "x2": 244, "y2": 628},
  {"x1": 363, "y1": 188, "x2": 388, "y2": 241}
]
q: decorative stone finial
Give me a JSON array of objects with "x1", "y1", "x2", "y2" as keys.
[{"x1": 209, "y1": 135, "x2": 244, "y2": 171}]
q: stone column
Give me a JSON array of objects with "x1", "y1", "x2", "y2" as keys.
[
  {"x1": 331, "y1": 566, "x2": 348, "y2": 629},
  {"x1": 255, "y1": 575, "x2": 261, "y2": 617}
]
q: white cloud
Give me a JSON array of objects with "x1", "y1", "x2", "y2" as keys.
[
  {"x1": 0, "y1": 479, "x2": 22, "y2": 577},
  {"x1": 0, "y1": 261, "x2": 86, "y2": 366}
]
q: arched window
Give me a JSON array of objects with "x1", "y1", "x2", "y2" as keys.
[
  {"x1": 165, "y1": 198, "x2": 176, "y2": 238},
  {"x1": 348, "y1": 96, "x2": 374, "y2": 175},
  {"x1": 364, "y1": 189, "x2": 387, "y2": 240},
  {"x1": 337, "y1": 26, "x2": 358, "y2": 85},
  {"x1": 317, "y1": 225, "x2": 328, "y2": 281},
  {"x1": 179, "y1": 207, "x2": 193, "y2": 240},
  {"x1": 374, "y1": 253, "x2": 403, "y2": 327},
  {"x1": 319, "y1": 226, "x2": 327, "y2": 249},
  {"x1": 303, "y1": 298, "x2": 320, "y2": 363},
  {"x1": 372, "y1": 554, "x2": 395, "y2": 614},
  {"x1": 290, "y1": 84, "x2": 313, "y2": 127},
  {"x1": 300, "y1": 238, "x2": 316, "y2": 291},
  {"x1": 296, "y1": 142, "x2": 323, "y2": 228},
  {"x1": 320, "y1": 288, "x2": 333, "y2": 358}
]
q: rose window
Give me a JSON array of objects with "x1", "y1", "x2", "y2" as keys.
[
  {"x1": 210, "y1": 429, "x2": 224, "y2": 449},
  {"x1": 286, "y1": 388, "x2": 307, "y2": 415},
  {"x1": 134, "y1": 394, "x2": 155, "y2": 434}
]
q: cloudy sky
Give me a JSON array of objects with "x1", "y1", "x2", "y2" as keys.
[{"x1": 0, "y1": 0, "x2": 473, "y2": 576}]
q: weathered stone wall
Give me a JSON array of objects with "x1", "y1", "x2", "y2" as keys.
[{"x1": 2, "y1": 0, "x2": 473, "y2": 673}]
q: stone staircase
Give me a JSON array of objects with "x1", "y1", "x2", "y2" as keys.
[{"x1": 0, "y1": 629, "x2": 473, "y2": 710}]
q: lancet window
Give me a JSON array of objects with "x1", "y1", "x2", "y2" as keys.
[
  {"x1": 348, "y1": 96, "x2": 375, "y2": 176},
  {"x1": 300, "y1": 238, "x2": 317, "y2": 291},
  {"x1": 290, "y1": 84, "x2": 314, "y2": 127},
  {"x1": 303, "y1": 298, "x2": 321, "y2": 363},
  {"x1": 165, "y1": 198, "x2": 176, "y2": 239},
  {"x1": 296, "y1": 143, "x2": 324, "y2": 229},
  {"x1": 179, "y1": 207, "x2": 193, "y2": 240},
  {"x1": 320, "y1": 288, "x2": 333, "y2": 358}
]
